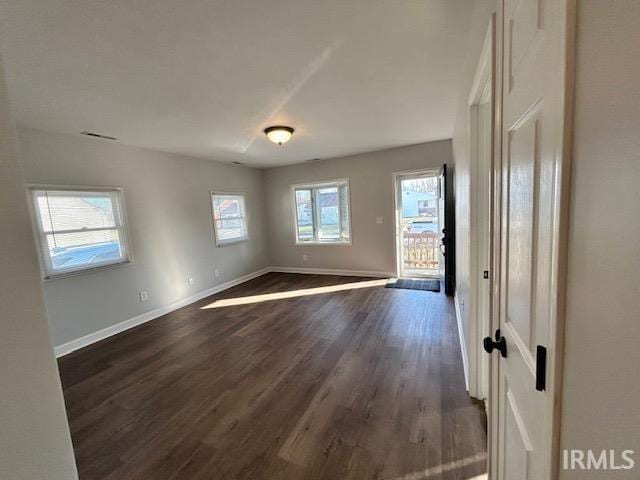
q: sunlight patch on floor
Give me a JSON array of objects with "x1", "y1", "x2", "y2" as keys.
[
  {"x1": 385, "y1": 452, "x2": 487, "y2": 480},
  {"x1": 201, "y1": 279, "x2": 389, "y2": 309}
]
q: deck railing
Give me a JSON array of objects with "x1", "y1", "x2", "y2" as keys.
[{"x1": 403, "y1": 231, "x2": 439, "y2": 272}]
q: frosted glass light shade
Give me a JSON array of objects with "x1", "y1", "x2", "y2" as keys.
[{"x1": 264, "y1": 126, "x2": 294, "y2": 145}]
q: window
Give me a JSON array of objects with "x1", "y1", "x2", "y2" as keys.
[
  {"x1": 293, "y1": 179, "x2": 351, "y2": 244},
  {"x1": 30, "y1": 187, "x2": 131, "y2": 278},
  {"x1": 212, "y1": 193, "x2": 248, "y2": 246}
]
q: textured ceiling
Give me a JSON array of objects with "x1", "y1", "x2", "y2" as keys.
[{"x1": 0, "y1": 0, "x2": 472, "y2": 166}]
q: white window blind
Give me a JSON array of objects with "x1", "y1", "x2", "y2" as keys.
[
  {"x1": 293, "y1": 179, "x2": 351, "y2": 244},
  {"x1": 212, "y1": 193, "x2": 248, "y2": 246},
  {"x1": 31, "y1": 187, "x2": 131, "y2": 278}
]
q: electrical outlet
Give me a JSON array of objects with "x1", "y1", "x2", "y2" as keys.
[
  {"x1": 376, "y1": 216, "x2": 384, "y2": 224},
  {"x1": 188, "y1": 277, "x2": 194, "y2": 286},
  {"x1": 139, "y1": 291, "x2": 148, "y2": 302},
  {"x1": 302, "y1": 254, "x2": 308, "y2": 261},
  {"x1": 214, "y1": 269, "x2": 220, "y2": 278}
]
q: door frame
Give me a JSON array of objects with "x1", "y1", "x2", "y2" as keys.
[
  {"x1": 392, "y1": 168, "x2": 441, "y2": 279},
  {"x1": 486, "y1": 11, "x2": 502, "y2": 479},
  {"x1": 468, "y1": 15, "x2": 496, "y2": 404}
]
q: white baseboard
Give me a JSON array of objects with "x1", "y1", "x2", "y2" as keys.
[
  {"x1": 270, "y1": 266, "x2": 395, "y2": 278},
  {"x1": 54, "y1": 266, "x2": 395, "y2": 358},
  {"x1": 454, "y1": 292, "x2": 470, "y2": 392},
  {"x1": 54, "y1": 267, "x2": 272, "y2": 357}
]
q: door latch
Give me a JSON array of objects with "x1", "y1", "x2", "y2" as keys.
[{"x1": 483, "y1": 329, "x2": 507, "y2": 358}]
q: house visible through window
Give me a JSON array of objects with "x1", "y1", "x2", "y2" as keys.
[
  {"x1": 212, "y1": 193, "x2": 248, "y2": 246},
  {"x1": 31, "y1": 187, "x2": 131, "y2": 278},
  {"x1": 293, "y1": 179, "x2": 351, "y2": 244}
]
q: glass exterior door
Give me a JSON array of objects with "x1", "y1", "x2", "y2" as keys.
[{"x1": 396, "y1": 173, "x2": 440, "y2": 278}]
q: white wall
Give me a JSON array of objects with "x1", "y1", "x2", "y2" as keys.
[
  {"x1": 18, "y1": 128, "x2": 270, "y2": 348},
  {"x1": 451, "y1": 0, "x2": 496, "y2": 387},
  {"x1": 264, "y1": 141, "x2": 452, "y2": 275},
  {"x1": 0, "y1": 57, "x2": 78, "y2": 479},
  {"x1": 559, "y1": 1, "x2": 640, "y2": 477}
]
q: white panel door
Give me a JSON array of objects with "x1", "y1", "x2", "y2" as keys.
[{"x1": 494, "y1": 0, "x2": 573, "y2": 478}]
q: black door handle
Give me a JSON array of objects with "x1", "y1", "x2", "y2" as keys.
[
  {"x1": 483, "y1": 329, "x2": 507, "y2": 358},
  {"x1": 440, "y1": 231, "x2": 447, "y2": 255}
]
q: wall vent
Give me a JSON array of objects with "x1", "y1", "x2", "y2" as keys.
[{"x1": 81, "y1": 131, "x2": 117, "y2": 141}]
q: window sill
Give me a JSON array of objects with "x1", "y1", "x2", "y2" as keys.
[
  {"x1": 294, "y1": 241, "x2": 352, "y2": 246},
  {"x1": 216, "y1": 238, "x2": 248, "y2": 247},
  {"x1": 43, "y1": 259, "x2": 132, "y2": 281}
]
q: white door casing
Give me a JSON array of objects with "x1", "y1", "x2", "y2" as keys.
[
  {"x1": 469, "y1": 18, "x2": 495, "y2": 402},
  {"x1": 477, "y1": 97, "x2": 492, "y2": 402}
]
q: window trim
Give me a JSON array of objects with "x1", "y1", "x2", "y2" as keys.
[
  {"x1": 290, "y1": 178, "x2": 352, "y2": 246},
  {"x1": 28, "y1": 184, "x2": 133, "y2": 280},
  {"x1": 211, "y1": 191, "x2": 249, "y2": 247}
]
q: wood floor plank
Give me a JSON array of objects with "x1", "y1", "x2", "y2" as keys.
[{"x1": 58, "y1": 273, "x2": 486, "y2": 480}]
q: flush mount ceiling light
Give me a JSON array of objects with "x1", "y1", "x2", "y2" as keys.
[{"x1": 264, "y1": 126, "x2": 294, "y2": 146}]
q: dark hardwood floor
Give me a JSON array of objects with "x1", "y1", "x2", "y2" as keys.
[{"x1": 58, "y1": 273, "x2": 487, "y2": 480}]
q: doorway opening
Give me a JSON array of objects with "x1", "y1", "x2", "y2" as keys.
[
  {"x1": 469, "y1": 61, "x2": 493, "y2": 403},
  {"x1": 394, "y1": 170, "x2": 441, "y2": 279}
]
